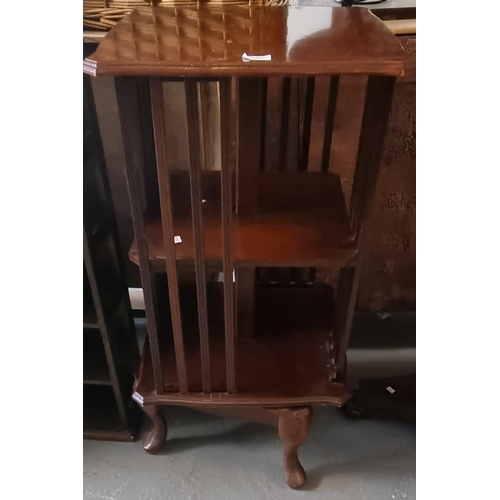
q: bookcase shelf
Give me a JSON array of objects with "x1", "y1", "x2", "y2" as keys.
[{"x1": 129, "y1": 171, "x2": 357, "y2": 269}]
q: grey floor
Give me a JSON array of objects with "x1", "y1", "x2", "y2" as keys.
[{"x1": 84, "y1": 404, "x2": 415, "y2": 500}]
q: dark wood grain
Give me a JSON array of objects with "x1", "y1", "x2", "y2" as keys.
[
  {"x1": 141, "y1": 404, "x2": 167, "y2": 454},
  {"x1": 234, "y1": 77, "x2": 263, "y2": 339},
  {"x1": 83, "y1": 6, "x2": 404, "y2": 77},
  {"x1": 134, "y1": 283, "x2": 349, "y2": 405},
  {"x1": 279, "y1": 77, "x2": 292, "y2": 170},
  {"x1": 185, "y1": 78, "x2": 212, "y2": 394},
  {"x1": 115, "y1": 77, "x2": 164, "y2": 394},
  {"x1": 149, "y1": 77, "x2": 189, "y2": 394},
  {"x1": 328, "y1": 75, "x2": 367, "y2": 203},
  {"x1": 275, "y1": 407, "x2": 312, "y2": 489},
  {"x1": 350, "y1": 76, "x2": 397, "y2": 244},
  {"x1": 128, "y1": 172, "x2": 356, "y2": 268},
  {"x1": 236, "y1": 77, "x2": 264, "y2": 215},
  {"x1": 299, "y1": 76, "x2": 315, "y2": 172},
  {"x1": 320, "y1": 76, "x2": 340, "y2": 172},
  {"x1": 264, "y1": 77, "x2": 283, "y2": 171},
  {"x1": 220, "y1": 78, "x2": 236, "y2": 394}
]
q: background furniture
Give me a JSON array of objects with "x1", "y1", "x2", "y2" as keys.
[
  {"x1": 344, "y1": 373, "x2": 416, "y2": 423},
  {"x1": 83, "y1": 59, "x2": 141, "y2": 441},
  {"x1": 84, "y1": 5, "x2": 405, "y2": 486}
]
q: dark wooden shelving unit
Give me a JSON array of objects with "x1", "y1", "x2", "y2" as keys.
[
  {"x1": 83, "y1": 58, "x2": 141, "y2": 442},
  {"x1": 84, "y1": 5, "x2": 405, "y2": 487}
]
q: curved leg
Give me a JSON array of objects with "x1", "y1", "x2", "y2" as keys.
[
  {"x1": 276, "y1": 406, "x2": 312, "y2": 489},
  {"x1": 141, "y1": 404, "x2": 167, "y2": 454}
]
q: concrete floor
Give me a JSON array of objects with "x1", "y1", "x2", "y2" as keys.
[{"x1": 83, "y1": 405, "x2": 415, "y2": 500}]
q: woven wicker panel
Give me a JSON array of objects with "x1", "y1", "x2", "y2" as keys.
[{"x1": 83, "y1": 0, "x2": 276, "y2": 31}]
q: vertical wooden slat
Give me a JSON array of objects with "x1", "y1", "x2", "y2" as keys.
[
  {"x1": 136, "y1": 80, "x2": 160, "y2": 212},
  {"x1": 264, "y1": 77, "x2": 283, "y2": 171},
  {"x1": 320, "y1": 76, "x2": 340, "y2": 172},
  {"x1": 299, "y1": 76, "x2": 315, "y2": 172},
  {"x1": 220, "y1": 77, "x2": 236, "y2": 394},
  {"x1": 162, "y1": 80, "x2": 190, "y2": 172},
  {"x1": 150, "y1": 77, "x2": 189, "y2": 394},
  {"x1": 115, "y1": 76, "x2": 164, "y2": 394},
  {"x1": 235, "y1": 77, "x2": 263, "y2": 339},
  {"x1": 199, "y1": 81, "x2": 221, "y2": 171},
  {"x1": 236, "y1": 77, "x2": 264, "y2": 216},
  {"x1": 279, "y1": 77, "x2": 292, "y2": 170},
  {"x1": 285, "y1": 77, "x2": 300, "y2": 172},
  {"x1": 259, "y1": 78, "x2": 268, "y2": 172},
  {"x1": 333, "y1": 264, "x2": 362, "y2": 380},
  {"x1": 185, "y1": 78, "x2": 211, "y2": 394},
  {"x1": 328, "y1": 75, "x2": 367, "y2": 205},
  {"x1": 306, "y1": 76, "x2": 330, "y2": 172},
  {"x1": 350, "y1": 76, "x2": 397, "y2": 243}
]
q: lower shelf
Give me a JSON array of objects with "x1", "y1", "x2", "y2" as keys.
[{"x1": 135, "y1": 284, "x2": 349, "y2": 407}]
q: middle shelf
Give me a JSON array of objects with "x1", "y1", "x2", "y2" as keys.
[{"x1": 129, "y1": 171, "x2": 357, "y2": 269}]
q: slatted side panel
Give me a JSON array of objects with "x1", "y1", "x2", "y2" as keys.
[
  {"x1": 150, "y1": 77, "x2": 189, "y2": 394},
  {"x1": 259, "y1": 76, "x2": 348, "y2": 285},
  {"x1": 258, "y1": 76, "x2": 302, "y2": 284},
  {"x1": 115, "y1": 77, "x2": 164, "y2": 394},
  {"x1": 156, "y1": 77, "x2": 236, "y2": 395}
]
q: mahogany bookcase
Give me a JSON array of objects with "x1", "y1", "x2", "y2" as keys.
[{"x1": 84, "y1": 5, "x2": 404, "y2": 488}]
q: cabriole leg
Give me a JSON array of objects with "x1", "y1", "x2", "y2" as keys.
[{"x1": 141, "y1": 404, "x2": 166, "y2": 454}]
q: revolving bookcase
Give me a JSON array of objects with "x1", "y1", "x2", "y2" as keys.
[{"x1": 84, "y1": 5, "x2": 404, "y2": 488}]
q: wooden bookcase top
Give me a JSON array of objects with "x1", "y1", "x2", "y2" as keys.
[{"x1": 83, "y1": 6, "x2": 405, "y2": 77}]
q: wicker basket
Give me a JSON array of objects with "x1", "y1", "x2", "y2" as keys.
[{"x1": 83, "y1": 0, "x2": 289, "y2": 32}]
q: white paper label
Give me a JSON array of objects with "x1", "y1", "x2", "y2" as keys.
[
  {"x1": 386, "y1": 386, "x2": 396, "y2": 394},
  {"x1": 174, "y1": 236, "x2": 182, "y2": 244},
  {"x1": 242, "y1": 52, "x2": 272, "y2": 62}
]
